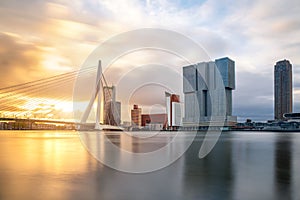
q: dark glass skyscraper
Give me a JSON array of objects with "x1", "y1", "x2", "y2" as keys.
[{"x1": 274, "y1": 60, "x2": 293, "y2": 120}]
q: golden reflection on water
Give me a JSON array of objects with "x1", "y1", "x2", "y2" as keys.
[
  {"x1": 0, "y1": 130, "x2": 99, "y2": 199},
  {"x1": 1, "y1": 131, "x2": 300, "y2": 200}
]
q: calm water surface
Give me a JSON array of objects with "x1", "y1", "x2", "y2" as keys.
[{"x1": 1, "y1": 130, "x2": 300, "y2": 200}]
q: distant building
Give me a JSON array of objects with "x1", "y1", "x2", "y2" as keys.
[
  {"x1": 120, "y1": 121, "x2": 131, "y2": 131},
  {"x1": 103, "y1": 86, "x2": 116, "y2": 103},
  {"x1": 103, "y1": 85, "x2": 121, "y2": 125},
  {"x1": 182, "y1": 57, "x2": 237, "y2": 127},
  {"x1": 131, "y1": 105, "x2": 142, "y2": 127},
  {"x1": 104, "y1": 101, "x2": 121, "y2": 126},
  {"x1": 274, "y1": 59, "x2": 293, "y2": 120},
  {"x1": 165, "y1": 92, "x2": 182, "y2": 129},
  {"x1": 284, "y1": 113, "x2": 300, "y2": 122},
  {"x1": 141, "y1": 113, "x2": 167, "y2": 130},
  {"x1": 103, "y1": 86, "x2": 116, "y2": 124}
]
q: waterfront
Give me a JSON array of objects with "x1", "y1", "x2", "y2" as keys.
[{"x1": 1, "y1": 130, "x2": 300, "y2": 200}]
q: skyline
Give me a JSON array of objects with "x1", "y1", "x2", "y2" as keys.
[{"x1": 0, "y1": 0, "x2": 300, "y2": 121}]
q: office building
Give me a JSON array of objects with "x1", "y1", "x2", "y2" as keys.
[
  {"x1": 131, "y1": 105, "x2": 142, "y2": 127},
  {"x1": 104, "y1": 101, "x2": 121, "y2": 126},
  {"x1": 183, "y1": 57, "x2": 237, "y2": 127},
  {"x1": 103, "y1": 85, "x2": 122, "y2": 125},
  {"x1": 165, "y1": 92, "x2": 182, "y2": 129},
  {"x1": 274, "y1": 59, "x2": 293, "y2": 120},
  {"x1": 103, "y1": 86, "x2": 116, "y2": 103}
]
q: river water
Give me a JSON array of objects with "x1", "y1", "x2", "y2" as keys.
[{"x1": 0, "y1": 130, "x2": 300, "y2": 200}]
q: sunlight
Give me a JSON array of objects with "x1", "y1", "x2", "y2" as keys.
[
  {"x1": 42, "y1": 54, "x2": 73, "y2": 72},
  {"x1": 55, "y1": 101, "x2": 73, "y2": 113},
  {"x1": 15, "y1": 97, "x2": 74, "y2": 119}
]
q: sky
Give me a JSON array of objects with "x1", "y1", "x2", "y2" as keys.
[{"x1": 0, "y1": 0, "x2": 300, "y2": 122}]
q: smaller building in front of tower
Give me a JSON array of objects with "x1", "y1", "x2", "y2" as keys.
[
  {"x1": 165, "y1": 92, "x2": 182, "y2": 130},
  {"x1": 131, "y1": 105, "x2": 142, "y2": 127},
  {"x1": 103, "y1": 85, "x2": 121, "y2": 126},
  {"x1": 104, "y1": 101, "x2": 121, "y2": 126}
]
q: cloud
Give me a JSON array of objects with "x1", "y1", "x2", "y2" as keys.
[
  {"x1": 0, "y1": 33, "x2": 44, "y2": 86},
  {"x1": 233, "y1": 70, "x2": 274, "y2": 120},
  {"x1": 1, "y1": 0, "x2": 300, "y2": 121}
]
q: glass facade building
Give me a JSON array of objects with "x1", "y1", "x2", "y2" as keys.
[{"x1": 182, "y1": 57, "x2": 236, "y2": 127}]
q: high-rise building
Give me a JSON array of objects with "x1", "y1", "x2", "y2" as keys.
[
  {"x1": 104, "y1": 101, "x2": 121, "y2": 126},
  {"x1": 103, "y1": 85, "x2": 122, "y2": 125},
  {"x1": 103, "y1": 86, "x2": 116, "y2": 105},
  {"x1": 183, "y1": 57, "x2": 236, "y2": 127},
  {"x1": 274, "y1": 59, "x2": 293, "y2": 120},
  {"x1": 131, "y1": 105, "x2": 142, "y2": 127},
  {"x1": 165, "y1": 92, "x2": 182, "y2": 128}
]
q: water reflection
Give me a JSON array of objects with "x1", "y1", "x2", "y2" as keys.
[
  {"x1": 0, "y1": 131, "x2": 300, "y2": 200},
  {"x1": 79, "y1": 131, "x2": 195, "y2": 173},
  {"x1": 183, "y1": 133, "x2": 233, "y2": 199},
  {"x1": 274, "y1": 134, "x2": 292, "y2": 200},
  {"x1": 0, "y1": 131, "x2": 101, "y2": 199}
]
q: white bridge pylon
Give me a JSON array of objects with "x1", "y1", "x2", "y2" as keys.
[{"x1": 80, "y1": 60, "x2": 102, "y2": 130}]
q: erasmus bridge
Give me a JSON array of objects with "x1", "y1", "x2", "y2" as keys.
[{"x1": 0, "y1": 61, "x2": 122, "y2": 131}]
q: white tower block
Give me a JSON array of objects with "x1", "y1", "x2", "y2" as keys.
[{"x1": 80, "y1": 60, "x2": 102, "y2": 130}]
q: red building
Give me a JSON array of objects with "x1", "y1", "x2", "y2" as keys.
[
  {"x1": 165, "y1": 92, "x2": 181, "y2": 129},
  {"x1": 131, "y1": 105, "x2": 142, "y2": 127},
  {"x1": 141, "y1": 114, "x2": 168, "y2": 129}
]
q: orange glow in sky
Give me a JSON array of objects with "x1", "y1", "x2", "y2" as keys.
[{"x1": 0, "y1": 0, "x2": 300, "y2": 121}]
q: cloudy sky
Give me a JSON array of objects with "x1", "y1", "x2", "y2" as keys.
[{"x1": 0, "y1": 0, "x2": 300, "y2": 122}]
